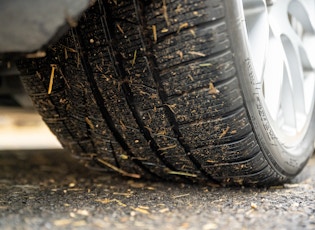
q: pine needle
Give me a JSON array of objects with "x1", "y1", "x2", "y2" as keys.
[
  {"x1": 96, "y1": 158, "x2": 141, "y2": 179},
  {"x1": 152, "y1": 25, "x2": 157, "y2": 43},
  {"x1": 166, "y1": 170, "x2": 197, "y2": 178},
  {"x1": 48, "y1": 64, "x2": 57, "y2": 94},
  {"x1": 132, "y1": 50, "x2": 137, "y2": 66}
]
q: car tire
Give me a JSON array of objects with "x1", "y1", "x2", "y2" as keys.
[{"x1": 17, "y1": 0, "x2": 315, "y2": 186}]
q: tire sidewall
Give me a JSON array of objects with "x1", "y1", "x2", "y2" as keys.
[{"x1": 224, "y1": 0, "x2": 315, "y2": 176}]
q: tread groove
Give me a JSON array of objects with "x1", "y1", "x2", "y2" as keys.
[
  {"x1": 59, "y1": 61, "x2": 97, "y2": 154},
  {"x1": 135, "y1": 0, "x2": 219, "y2": 184},
  {"x1": 121, "y1": 81, "x2": 182, "y2": 173},
  {"x1": 167, "y1": 75, "x2": 237, "y2": 100},
  {"x1": 110, "y1": 141, "x2": 120, "y2": 169},
  {"x1": 18, "y1": 57, "x2": 89, "y2": 154},
  {"x1": 153, "y1": 18, "x2": 226, "y2": 44},
  {"x1": 100, "y1": 0, "x2": 179, "y2": 173},
  {"x1": 179, "y1": 105, "x2": 245, "y2": 128},
  {"x1": 72, "y1": 26, "x2": 159, "y2": 178},
  {"x1": 158, "y1": 48, "x2": 230, "y2": 75},
  {"x1": 100, "y1": 0, "x2": 199, "y2": 181}
]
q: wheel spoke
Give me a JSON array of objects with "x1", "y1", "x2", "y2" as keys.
[
  {"x1": 268, "y1": 1, "x2": 306, "y2": 115},
  {"x1": 288, "y1": 0, "x2": 315, "y2": 34},
  {"x1": 262, "y1": 29, "x2": 284, "y2": 120},
  {"x1": 243, "y1": 0, "x2": 268, "y2": 83},
  {"x1": 289, "y1": 0, "x2": 315, "y2": 70},
  {"x1": 280, "y1": 63, "x2": 297, "y2": 132},
  {"x1": 280, "y1": 34, "x2": 306, "y2": 116}
]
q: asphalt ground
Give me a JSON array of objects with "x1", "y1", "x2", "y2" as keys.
[{"x1": 0, "y1": 149, "x2": 314, "y2": 230}]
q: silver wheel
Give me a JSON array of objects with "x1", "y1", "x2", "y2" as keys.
[{"x1": 243, "y1": 0, "x2": 315, "y2": 149}]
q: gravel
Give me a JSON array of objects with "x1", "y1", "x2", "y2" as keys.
[{"x1": 1, "y1": 150, "x2": 314, "y2": 230}]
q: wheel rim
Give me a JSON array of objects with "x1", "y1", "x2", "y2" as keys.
[{"x1": 242, "y1": 0, "x2": 315, "y2": 149}]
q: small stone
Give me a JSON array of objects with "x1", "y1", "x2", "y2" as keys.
[{"x1": 202, "y1": 222, "x2": 218, "y2": 230}]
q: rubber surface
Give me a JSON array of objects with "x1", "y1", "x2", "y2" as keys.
[{"x1": 18, "y1": 0, "x2": 294, "y2": 186}]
